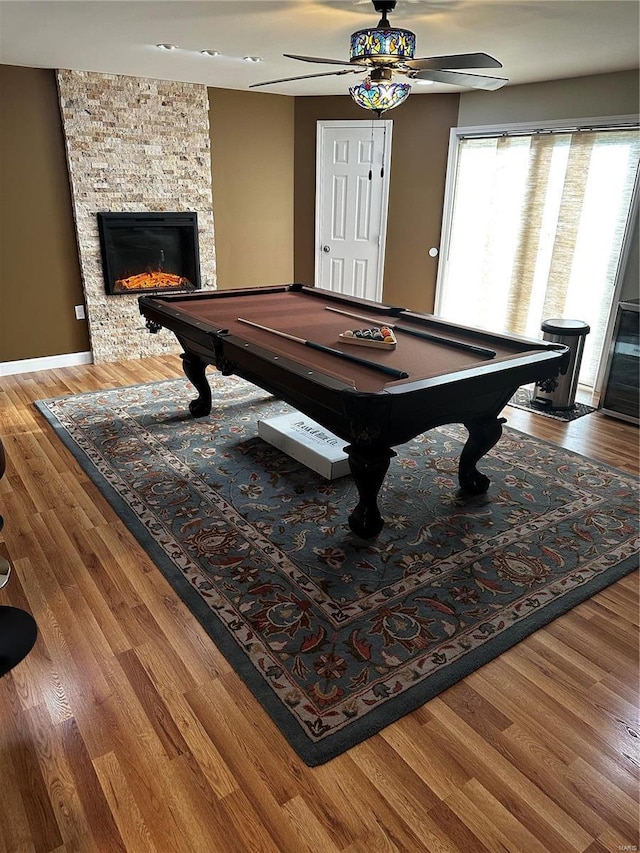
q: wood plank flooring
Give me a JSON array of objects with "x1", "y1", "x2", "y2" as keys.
[{"x1": 0, "y1": 356, "x2": 638, "y2": 853}]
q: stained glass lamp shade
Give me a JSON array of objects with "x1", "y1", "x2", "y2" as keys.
[
  {"x1": 350, "y1": 27, "x2": 416, "y2": 65},
  {"x1": 349, "y1": 75, "x2": 411, "y2": 117}
]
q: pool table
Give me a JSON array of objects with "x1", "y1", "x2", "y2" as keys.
[{"x1": 139, "y1": 284, "x2": 569, "y2": 538}]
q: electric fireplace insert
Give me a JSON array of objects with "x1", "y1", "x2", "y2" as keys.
[{"x1": 97, "y1": 212, "x2": 201, "y2": 295}]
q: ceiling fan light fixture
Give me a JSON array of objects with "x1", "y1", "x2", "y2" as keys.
[
  {"x1": 349, "y1": 71, "x2": 411, "y2": 117},
  {"x1": 250, "y1": 0, "x2": 508, "y2": 102},
  {"x1": 350, "y1": 27, "x2": 416, "y2": 65}
]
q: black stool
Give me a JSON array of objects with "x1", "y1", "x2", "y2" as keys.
[
  {"x1": 0, "y1": 606, "x2": 38, "y2": 677},
  {"x1": 0, "y1": 436, "x2": 38, "y2": 676}
]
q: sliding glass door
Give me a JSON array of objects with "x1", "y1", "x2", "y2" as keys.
[{"x1": 436, "y1": 121, "x2": 639, "y2": 388}]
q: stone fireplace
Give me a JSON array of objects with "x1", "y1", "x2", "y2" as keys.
[{"x1": 57, "y1": 69, "x2": 216, "y2": 362}]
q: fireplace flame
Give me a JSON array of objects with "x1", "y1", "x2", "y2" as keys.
[{"x1": 114, "y1": 270, "x2": 190, "y2": 292}]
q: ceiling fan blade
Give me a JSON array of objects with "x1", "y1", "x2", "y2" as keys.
[
  {"x1": 249, "y1": 68, "x2": 359, "y2": 89},
  {"x1": 284, "y1": 53, "x2": 361, "y2": 67},
  {"x1": 412, "y1": 69, "x2": 508, "y2": 90},
  {"x1": 405, "y1": 52, "x2": 503, "y2": 71}
]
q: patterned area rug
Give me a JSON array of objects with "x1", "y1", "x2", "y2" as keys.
[
  {"x1": 36, "y1": 376, "x2": 638, "y2": 765},
  {"x1": 508, "y1": 386, "x2": 597, "y2": 421}
]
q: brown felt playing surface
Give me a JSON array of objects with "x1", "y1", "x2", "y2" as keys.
[{"x1": 170, "y1": 290, "x2": 528, "y2": 393}]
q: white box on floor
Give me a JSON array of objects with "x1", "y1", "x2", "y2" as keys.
[{"x1": 258, "y1": 412, "x2": 350, "y2": 480}]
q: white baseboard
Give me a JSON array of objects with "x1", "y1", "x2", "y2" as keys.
[{"x1": 0, "y1": 351, "x2": 93, "y2": 377}]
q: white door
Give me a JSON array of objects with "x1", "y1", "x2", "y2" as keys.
[{"x1": 315, "y1": 120, "x2": 392, "y2": 302}]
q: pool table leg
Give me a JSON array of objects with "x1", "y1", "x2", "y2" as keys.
[
  {"x1": 180, "y1": 352, "x2": 212, "y2": 417},
  {"x1": 345, "y1": 446, "x2": 395, "y2": 538},
  {"x1": 459, "y1": 416, "x2": 507, "y2": 495}
]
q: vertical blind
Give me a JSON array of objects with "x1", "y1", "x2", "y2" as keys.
[{"x1": 439, "y1": 127, "x2": 640, "y2": 387}]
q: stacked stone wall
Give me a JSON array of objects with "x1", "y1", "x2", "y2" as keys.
[{"x1": 57, "y1": 70, "x2": 216, "y2": 362}]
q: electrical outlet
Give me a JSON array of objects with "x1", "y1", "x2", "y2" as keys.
[{"x1": 75, "y1": 304, "x2": 86, "y2": 320}]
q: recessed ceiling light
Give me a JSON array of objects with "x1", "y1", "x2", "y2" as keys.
[
  {"x1": 156, "y1": 43, "x2": 178, "y2": 51},
  {"x1": 243, "y1": 56, "x2": 262, "y2": 63},
  {"x1": 413, "y1": 79, "x2": 435, "y2": 86},
  {"x1": 200, "y1": 49, "x2": 221, "y2": 57}
]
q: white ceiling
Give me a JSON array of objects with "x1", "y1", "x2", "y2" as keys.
[{"x1": 0, "y1": 0, "x2": 638, "y2": 97}]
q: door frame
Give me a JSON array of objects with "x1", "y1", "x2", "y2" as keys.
[{"x1": 314, "y1": 119, "x2": 393, "y2": 300}]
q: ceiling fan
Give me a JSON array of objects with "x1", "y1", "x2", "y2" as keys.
[{"x1": 250, "y1": 0, "x2": 508, "y2": 116}]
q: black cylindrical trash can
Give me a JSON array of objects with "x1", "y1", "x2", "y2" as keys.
[{"x1": 532, "y1": 319, "x2": 590, "y2": 410}]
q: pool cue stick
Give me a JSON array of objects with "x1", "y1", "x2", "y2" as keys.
[
  {"x1": 325, "y1": 306, "x2": 496, "y2": 359},
  {"x1": 237, "y1": 318, "x2": 409, "y2": 379}
]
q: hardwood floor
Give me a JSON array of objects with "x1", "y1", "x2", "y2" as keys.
[{"x1": 1, "y1": 355, "x2": 638, "y2": 853}]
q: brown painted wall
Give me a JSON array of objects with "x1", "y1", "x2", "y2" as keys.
[
  {"x1": 0, "y1": 65, "x2": 89, "y2": 362},
  {"x1": 209, "y1": 88, "x2": 294, "y2": 290},
  {"x1": 293, "y1": 93, "x2": 460, "y2": 314},
  {"x1": 0, "y1": 73, "x2": 296, "y2": 365}
]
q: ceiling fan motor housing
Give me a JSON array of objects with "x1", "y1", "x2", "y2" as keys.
[{"x1": 350, "y1": 26, "x2": 416, "y2": 65}]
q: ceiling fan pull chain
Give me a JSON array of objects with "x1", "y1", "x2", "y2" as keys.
[{"x1": 381, "y1": 123, "x2": 386, "y2": 178}]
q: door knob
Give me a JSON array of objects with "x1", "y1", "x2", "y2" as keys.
[{"x1": 322, "y1": 245, "x2": 331, "y2": 253}]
